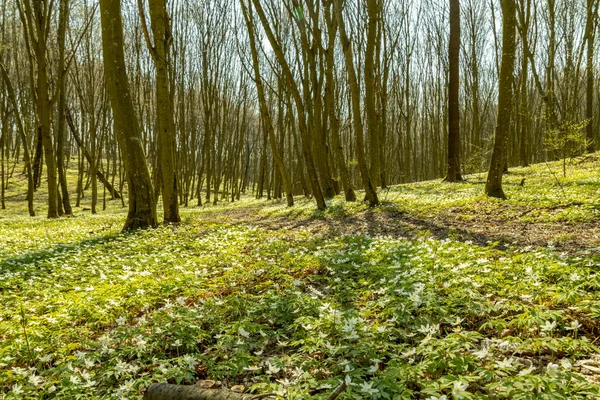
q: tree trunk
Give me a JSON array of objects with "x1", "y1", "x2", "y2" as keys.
[
  {"x1": 56, "y1": 0, "x2": 73, "y2": 215},
  {"x1": 485, "y1": 0, "x2": 516, "y2": 199},
  {"x1": 0, "y1": 61, "x2": 35, "y2": 216},
  {"x1": 241, "y1": 0, "x2": 293, "y2": 207},
  {"x1": 335, "y1": 0, "x2": 379, "y2": 207},
  {"x1": 444, "y1": 0, "x2": 463, "y2": 182},
  {"x1": 100, "y1": 0, "x2": 158, "y2": 230},
  {"x1": 586, "y1": 0, "x2": 596, "y2": 153}
]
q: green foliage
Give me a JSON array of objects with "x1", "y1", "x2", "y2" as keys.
[
  {"x1": 1, "y1": 210, "x2": 599, "y2": 398},
  {"x1": 1, "y1": 155, "x2": 599, "y2": 399}
]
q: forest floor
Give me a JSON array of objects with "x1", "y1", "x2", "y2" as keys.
[{"x1": 1, "y1": 155, "x2": 599, "y2": 399}]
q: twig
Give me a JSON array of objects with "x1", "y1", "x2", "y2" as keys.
[
  {"x1": 326, "y1": 382, "x2": 347, "y2": 400},
  {"x1": 250, "y1": 394, "x2": 285, "y2": 400}
]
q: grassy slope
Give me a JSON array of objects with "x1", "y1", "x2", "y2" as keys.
[{"x1": 0, "y1": 156, "x2": 599, "y2": 399}]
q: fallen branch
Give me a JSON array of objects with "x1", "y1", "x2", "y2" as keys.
[
  {"x1": 326, "y1": 382, "x2": 347, "y2": 400},
  {"x1": 143, "y1": 383, "x2": 280, "y2": 400}
]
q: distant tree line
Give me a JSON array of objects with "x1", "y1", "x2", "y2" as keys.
[{"x1": 0, "y1": 0, "x2": 596, "y2": 228}]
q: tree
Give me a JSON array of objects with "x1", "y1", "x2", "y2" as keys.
[
  {"x1": 585, "y1": 0, "x2": 597, "y2": 153},
  {"x1": 335, "y1": 0, "x2": 379, "y2": 207},
  {"x1": 99, "y1": 0, "x2": 158, "y2": 230},
  {"x1": 251, "y1": 0, "x2": 326, "y2": 210},
  {"x1": 240, "y1": 0, "x2": 294, "y2": 207},
  {"x1": 485, "y1": 0, "x2": 516, "y2": 199},
  {"x1": 19, "y1": 0, "x2": 60, "y2": 218},
  {"x1": 444, "y1": 0, "x2": 463, "y2": 182},
  {"x1": 138, "y1": 0, "x2": 181, "y2": 223},
  {"x1": 55, "y1": 0, "x2": 73, "y2": 215}
]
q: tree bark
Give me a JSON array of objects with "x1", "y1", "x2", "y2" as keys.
[
  {"x1": 241, "y1": 0, "x2": 293, "y2": 207},
  {"x1": 0, "y1": 61, "x2": 35, "y2": 216},
  {"x1": 335, "y1": 0, "x2": 379, "y2": 207},
  {"x1": 56, "y1": 0, "x2": 73, "y2": 215},
  {"x1": 444, "y1": 0, "x2": 463, "y2": 182},
  {"x1": 485, "y1": 0, "x2": 516, "y2": 199},
  {"x1": 100, "y1": 0, "x2": 158, "y2": 230},
  {"x1": 140, "y1": 0, "x2": 181, "y2": 223},
  {"x1": 586, "y1": 0, "x2": 596, "y2": 152},
  {"x1": 143, "y1": 383, "x2": 260, "y2": 400}
]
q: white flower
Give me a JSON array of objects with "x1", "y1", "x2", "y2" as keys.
[
  {"x1": 546, "y1": 363, "x2": 559, "y2": 377},
  {"x1": 83, "y1": 379, "x2": 96, "y2": 388},
  {"x1": 114, "y1": 360, "x2": 129, "y2": 377},
  {"x1": 408, "y1": 292, "x2": 421, "y2": 307},
  {"x1": 473, "y1": 348, "x2": 489, "y2": 359},
  {"x1": 495, "y1": 358, "x2": 514, "y2": 369},
  {"x1": 48, "y1": 385, "x2": 57, "y2": 393},
  {"x1": 518, "y1": 365, "x2": 536, "y2": 376},
  {"x1": 116, "y1": 316, "x2": 127, "y2": 326},
  {"x1": 344, "y1": 375, "x2": 355, "y2": 386},
  {"x1": 540, "y1": 320, "x2": 557, "y2": 333},
  {"x1": 451, "y1": 381, "x2": 469, "y2": 399},
  {"x1": 11, "y1": 384, "x2": 24, "y2": 395},
  {"x1": 69, "y1": 375, "x2": 81, "y2": 385},
  {"x1": 359, "y1": 381, "x2": 379, "y2": 395},
  {"x1": 11, "y1": 367, "x2": 28, "y2": 376},
  {"x1": 119, "y1": 380, "x2": 135, "y2": 392},
  {"x1": 182, "y1": 354, "x2": 197, "y2": 370},
  {"x1": 28, "y1": 374, "x2": 43, "y2": 386},
  {"x1": 266, "y1": 362, "x2": 280, "y2": 375},
  {"x1": 238, "y1": 327, "x2": 250, "y2": 338},
  {"x1": 367, "y1": 362, "x2": 379, "y2": 374},
  {"x1": 421, "y1": 334, "x2": 432, "y2": 345},
  {"x1": 39, "y1": 354, "x2": 52, "y2": 363},
  {"x1": 566, "y1": 320, "x2": 581, "y2": 331}
]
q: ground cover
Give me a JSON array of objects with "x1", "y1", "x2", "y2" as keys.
[{"x1": 0, "y1": 156, "x2": 599, "y2": 399}]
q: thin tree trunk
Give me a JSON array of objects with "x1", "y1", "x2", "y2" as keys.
[
  {"x1": 444, "y1": 0, "x2": 463, "y2": 182},
  {"x1": 486, "y1": 0, "x2": 516, "y2": 199}
]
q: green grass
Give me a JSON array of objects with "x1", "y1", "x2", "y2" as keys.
[{"x1": 0, "y1": 156, "x2": 599, "y2": 399}]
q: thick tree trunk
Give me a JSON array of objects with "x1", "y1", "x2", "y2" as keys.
[
  {"x1": 100, "y1": 0, "x2": 158, "y2": 230},
  {"x1": 485, "y1": 0, "x2": 516, "y2": 199}
]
